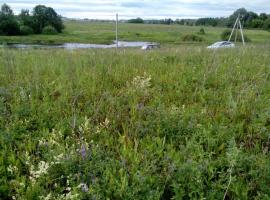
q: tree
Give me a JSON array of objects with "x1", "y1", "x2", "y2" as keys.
[
  {"x1": 0, "y1": 3, "x2": 64, "y2": 35},
  {"x1": 32, "y1": 5, "x2": 64, "y2": 34},
  {"x1": 0, "y1": 4, "x2": 20, "y2": 35},
  {"x1": 128, "y1": 18, "x2": 144, "y2": 24},
  {"x1": 250, "y1": 19, "x2": 264, "y2": 28},
  {"x1": 259, "y1": 13, "x2": 268, "y2": 21},
  {"x1": 227, "y1": 8, "x2": 260, "y2": 28},
  {"x1": 227, "y1": 8, "x2": 248, "y2": 27},
  {"x1": 46, "y1": 7, "x2": 64, "y2": 32},
  {"x1": 1, "y1": 3, "x2": 13, "y2": 15},
  {"x1": 196, "y1": 18, "x2": 218, "y2": 27},
  {"x1": 19, "y1": 9, "x2": 34, "y2": 28},
  {"x1": 244, "y1": 11, "x2": 259, "y2": 27}
]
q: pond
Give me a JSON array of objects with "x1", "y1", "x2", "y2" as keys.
[{"x1": 0, "y1": 41, "x2": 157, "y2": 50}]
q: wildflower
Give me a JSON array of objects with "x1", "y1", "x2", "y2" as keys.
[
  {"x1": 100, "y1": 118, "x2": 110, "y2": 129},
  {"x1": 79, "y1": 117, "x2": 91, "y2": 134},
  {"x1": 25, "y1": 151, "x2": 31, "y2": 165},
  {"x1": 53, "y1": 153, "x2": 64, "y2": 164},
  {"x1": 131, "y1": 74, "x2": 152, "y2": 89},
  {"x1": 30, "y1": 161, "x2": 49, "y2": 182},
  {"x1": 39, "y1": 193, "x2": 52, "y2": 200},
  {"x1": 58, "y1": 191, "x2": 79, "y2": 200},
  {"x1": 38, "y1": 139, "x2": 48, "y2": 147},
  {"x1": 77, "y1": 183, "x2": 89, "y2": 192},
  {"x1": 7, "y1": 165, "x2": 18, "y2": 175},
  {"x1": 81, "y1": 144, "x2": 87, "y2": 160}
]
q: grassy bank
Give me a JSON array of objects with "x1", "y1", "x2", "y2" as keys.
[
  {"x1": 1, "y1": 45, "x2": 270, "y2": 199},
  {"x1": 0, "y1": 21, "x2": 270, "y2": 45}
]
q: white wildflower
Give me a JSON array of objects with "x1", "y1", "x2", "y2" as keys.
[
  {"x1": 53, "y1": 153, "x2": 64, "y2": 164},
  {"x1": 79, "y1": 117, "x2": 91, "y2": 134},
  {"x1": 58, "y1": 191, "x2": 79, "y2": 200},
  {"x1": 39, "y1": 193, "x2": 52, "y2": 200},
  {"x1": 77, "y1": 183, "x2": 89, "y2": 192},
  {"x1": 19, "y1": 182, "x2": 25, "y2": 188},
  {"x1": 96, "y1": 118, "x2": 110, "y2": 133},
  {"x1": 25, "y1": 151, "x2": 31, "y2": 165},
  {"x1": 38, "y1": 139, "x2": 48, "y2": 146},
  {"x1": 131, "y1": 74, "x2": 152, "y2": 89},
  {"x1": 66, "y1": 192, "x2": 79, "y2": 200},
  {"x1": 100, "y1": 118, "x2": 110, "y2": 129},
  {"x1": 7, "y1": 165, "x2": 18, "y2": 175},
  {"x1": 30, "y1": 161, "x2": 49, "y2": 183},
  {"x1": 19, "y1": 87, "x2": 27, "y2": 101}
]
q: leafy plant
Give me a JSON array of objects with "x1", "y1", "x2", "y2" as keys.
[
  {"x1": 182, "y1": 34, "x2": 205, "y2": 42},
  {"x1": 42, "y1": 25, "x2": 57, "y2": 35}
]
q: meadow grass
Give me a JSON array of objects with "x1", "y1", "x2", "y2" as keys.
[
  {"x1": 0, "y1": 21, "x2": 269, "y2": 45},
  {"x1": 1, "y1": 44, "x2": 270, "y2": 199}
]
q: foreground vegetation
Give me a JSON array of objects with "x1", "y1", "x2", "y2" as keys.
[{"x1": 1, "y1": 44, "x2": 270, "y2": 199}]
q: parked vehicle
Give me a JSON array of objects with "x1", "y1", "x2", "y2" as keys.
[
  {"x1": 141, "y1": 44, "x2": 160, "y2": 50},
  {"x1": 207, "y1": 41, "x2": 235, "y2": 49}
]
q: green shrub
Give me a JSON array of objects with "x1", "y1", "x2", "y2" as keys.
[
  {"x1": 182, "y1": 34, "x2": 205, "y2": 42},
  {"x1": 20, "y1": 25, "x2": 33, "y2": 35},
  {"x1": 263, "y1": 19, "x2": 270, "y2": 31},
  {"x1": 221, "y1": 29, "x2": 251, "y2": 42},
  {"x1": 0, "y1": 17, "x2": 20, "y2": 36},
  {"x1": 198, "y1": 28, "x2": 206, "y2": 35},
  {"x1": 42, "y1": 25, "x2": 57, "y2": 35}
]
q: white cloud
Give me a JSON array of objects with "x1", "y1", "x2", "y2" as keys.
[{"x1": 1, "y1": 0, "x2": 270, "y2": 19}]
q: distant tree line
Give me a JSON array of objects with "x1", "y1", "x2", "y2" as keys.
[
  {"x1": 0, "y1": 4, "x2": 64, "y2": 36},
  {"x1": 196, "y1": 8, "x2": 270, "y2": 31},
  {"x1": 127, "y1": 8, "x2": 270, "y2": 31},
  {"x1": 128, "y1": 18, "x2": 195, "y2": 25},
  {"x1": 127, "y1": 18, "x2": 144, "y2": 24}
]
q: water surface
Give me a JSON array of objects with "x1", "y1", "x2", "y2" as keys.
[{"x1": 0, "y1": 41, "x2": 157, "y2": 50}]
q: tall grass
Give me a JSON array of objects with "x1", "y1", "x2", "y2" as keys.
[{"x1": 0, "y1": 45, "x2": 270, "y2": 199}]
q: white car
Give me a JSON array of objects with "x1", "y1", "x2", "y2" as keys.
[
  {"x1": 141, "y1": 44, "x2": 160, "y2": 50},
  {"x1": 207, "y1": 41, "x2": 235, "y2": 49}
]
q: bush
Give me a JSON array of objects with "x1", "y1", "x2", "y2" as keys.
[
  {"x1": 221, "y1": 29, "x2": 251, "y2": 42},
  {"x1": 20, "y1": 25, "x2": 33, "y2": 35},
  {"x1": 263, "y1": 19, "x2": 270, "y2": 31},
  {"x1": 0, "y1": 16, "x2": 20, "y2": 36},
  {"x1": 198, "y1": 28, "x2": 205, "y2": 35},
  {"x1": 42, "y1": 26, "x2": 57, "y2": 35},
  {"x1": 182, "y1": 34, "x2": 205, "y2": 42}
]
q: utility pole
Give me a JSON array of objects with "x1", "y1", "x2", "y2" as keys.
[
  {"x1": 239, "y1": 19, "x2": 245, "y2": 45},
  {"x1": 228, "y1": 15, "x2": 245, "y2": 45},
  {"x1": 116, "y1": 13, "x2": 118, "y2": 49}
]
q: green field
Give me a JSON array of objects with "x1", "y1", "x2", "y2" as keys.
[
  {"x1": 0, "y1": 21, "x2": 269, "y2": 45},
  {"x1": 1, "y1": 22, "x2": 270, "y2": 199}
]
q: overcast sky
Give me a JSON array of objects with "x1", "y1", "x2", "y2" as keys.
[{"x1": 1, "y1": 0, "x2": 270, "y2": 19}]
